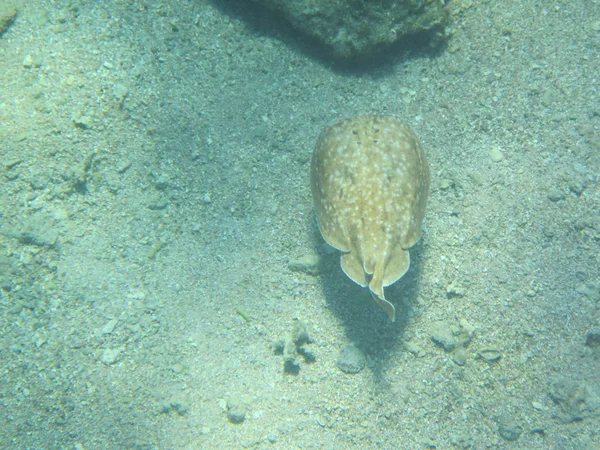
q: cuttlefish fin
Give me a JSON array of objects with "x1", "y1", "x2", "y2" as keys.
[{"x1": 340, "y1": 252, "x2": 368, "y2": 287}]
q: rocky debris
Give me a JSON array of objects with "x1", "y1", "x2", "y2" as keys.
[
  {"x1": 336, "y1": 344, "x2": 366, "y2": 374},
  {"x1": 430, "y1": 319, "x2": 475, "y2": 352},
  {"x1": 288, "y1": 253, "x2": 325, "y2": 276},
  {"x1": 274, "y1": 319, "x2": 314, "y2": 374},
  {"x1": 549, "y1": 378, "x2": 600, "y2": 423},
  {"x1": 585, "y1": 330, "x2": 600, "y2": 348},
  {"x1": 496, "y1": 415, "x2": 522, "y2": 441},
  {"x1": 226, "y1": 397, "x2": 248, "y2": 424},
  {"x1": 0, "y1": 6, "x2": 17, "y2": 37},
  {"x1": 249, "y1": 0, "x2": 448, "y2": 60}
]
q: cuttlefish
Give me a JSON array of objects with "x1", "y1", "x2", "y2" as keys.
[{"x1": 310, "y1": 114, "x2": 430, "y2": 321}]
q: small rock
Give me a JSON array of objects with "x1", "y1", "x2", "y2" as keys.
[
  {"x1": 477, "y1": 348, "x2": 502, "y2": 362},
  {"x1": 585, "y1": 330, "x2": 600, "y2": 348},
  {"x1": 160, "y1": 394, "x2": 189, "y2": 416},
  {"x1": 336, "y1": 344, "x2": 366, "y2": 374},
  {"x1": 276, "y1": 319, "x2": 314, "y2": 373},
  {"x1": 577, "y1": 283, "x2": 600, "y2": 301},
  {"x1": 153, "y1": 175, "x2": 169, "y2": 190},
  {"x1": 170, "y1": 399, "x2": 189, "y2": 416},
  {"x1": 101, "y1": 318, "x2": 118, "y2": 335},
  {"x1": 548, "y1": 378, "x2": 600, "y2": 422},
  {"x1": 489, "y1": 146, "x2": 504, "y2": 162},
  {"x1": 439, "y1": 178, "x2": 454, "y2": 190},
  {"x1": 569, "y1": 176, "x2": 589, "y2": 196},
  {"x1": 148, "y1": 194, "x2": 168, "y2": 210},
  {"x1": 0, "y1": 7, "x2": 17, "y2": 36},
  {"x1": 22, "y1": 54, "x2": 33, "y2": 68},
  {"x1": 446, "y1": 279, "x2": 465, "y2": 298},
  {"x1": 288, "y1": 254, "x2": 324, "y2": 276},
  {"x1": 547, "y1": 187, "x2": 565, "y2": 202},
  {"x1": 116, "y1": 160, "x2": 132, "y2": 174},
  {"x1": 227, "y1": 397, "x2": 247, "y2": 424},
  {"x1": 73, "y1": 115, "x2": 93, "y2": 129},
  {"x1": 431, "y1": 319, "x2": 474, "y2": 352},
  {"x1": 18, "y1": 214, "x2": 59, "y2": 247},
  {"x1": 101, "y1": 347, "x2": 122, "y2": 365},
  {"x1": 497, "y1": 417, "x2": 522, "y2": 441},
  {"x1": 541, "y1": 89, "x2": 555, "y2": 107},
  {"x1": 452, "y1": 346, "x2": 467, "y2": 366},
  {"x1": 532, "y1": 401, "x2": 544, "y2": 411},
  {"x1": 113, "y1": 83, "x2": 129, "y2": 100},
  {"x1": 404, "y1": 340, "x2": 424, "y2": 357},
  {"x1": 431, "y1": 322, "x2": 456, "y2": 351}
]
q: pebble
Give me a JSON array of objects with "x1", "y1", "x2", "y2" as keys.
[
  {"x1": 147, "y1": 194, "x2": 168, "y2": 210},
  {"x1": 288, "y1": 254, "x2": 323, "y2": 276},
  {"x1": 170, "y1": 399, "x2": 189, "y2": 416},
  {"x1": 101, "y1": 318, "x2": 118, "y2": 335},
  {"x1": 19, "y1": 215, "x2": 59, "y2": 247},
  {"x1": 477, "y1": 348, "x2": 502, "y2": 362},
  {"x1": 0, "y1": 7, "x2": 17, "y2": 35},
  {"x1": 497, "y1": 417, "x2": 522, "y2": 441},
  {"x1": 446, "y1": 279, "x2": 465, "y2": 298},
  {"x1": 160, "y1": 394, "x2": 189, "y2": 415},
  {"x1": 430, "y1": 319, "x2": 474, "y2": 352},
  {"x1": 547, "y1": 187, "x2": 565, "y2": 202},
  {"x1": 336, "y1": 344, "x2": 366, "y2": 374},
  {"x1": 439, "y1": 178, "x2": 454, "y2": 190},
  {"x1": 73, "y1": 115, "x2": 93, "y2": 129},
  {"x1": 585, "y1": 330, "x2": 600, "y2": 348},
  {"x1": 101, "y1": 348, "x2": 121, "y2": 365},
  {"x1": 489, "y1": 146, "x2": 504, "y2": 162},
  {"x1": 227, "y1": 397, "x2": 247, "y2": 424},
  {"x1": 452, "y1": 346, "x2": 467, "y2": 366},
  {"x1": 113, "y1": 83, "x2": 129, "y2": 99}
]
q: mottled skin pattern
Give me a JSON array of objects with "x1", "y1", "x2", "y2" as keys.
[{"x1": 311, "y1": 115, "x2": 430, "y2": 321}]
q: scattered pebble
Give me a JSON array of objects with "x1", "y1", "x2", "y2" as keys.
[
  {"x1": 532, "y1": 401, "x2": 544, "y2": 411},
  {"x1": 116, "y1": 160, "x2": 132, "y2": 174},
  {"x1": 113, "y1": 83, "x2": 129, "y2": 100},
  {"x1": 446, "y1": 279, "x2": 465, "y2": 298},
  {"x1": 73, "y1": 114, "x2": 93, "y2": 129},
  {"x1": 452, "y1": 346, "x2": 467, "y2": 366},
  {"x1": 288, "y1": 253, "x2": 324, "y2": 276},
  {"x1": 489, "y1": 146, "x2": 504, "y2": 162},
  {"x1": 0, "y1": 7, "x2": 17, "y2": 36},
  {"x1": 101, "y1": 347, "x2": 121, "y2": 365},
  {"x1": 477, "y1": 348, "x2": 502, "y2": 362},
  {"x1": 497, "y1": 417, "x2": 522, "y2": 441},
  {"x1": 577, "y1": 283, "x2": 600, "y2": 301},
  {"x1": 431, "y1": 319, "x2": 474, "y2": 352},
  {"x1": 147, "y1": 194, "x2": 168, "y2": 210},
  {"x1": 439, "y1": 178, "x2": 454, "y2": 190},
  {"x1": 585, "y1": 330, "x2": 600, "y2": 348},
  {"x1": 547, "y1": 187, "x2": 565, "y2": 202},
  {"x1": 101, "y1": 319, "x2": 118, "y2": 335},
  {"x1": 549, "y1": 378, "x2": 600, "y2": 422},
  {"x1": 275, "y1": 319, "x2": 314, "y2": 373},
  {"x1": 336, "y1": 344, "x2": 366, "y2": 374},
  {"x1": 227, "y1": 397, "x2": 247, "y2": 424},
  {"x1": 18, "y1": 214, "x2": 59, "y2": 247},
  {"x1": 160, "y1": 394, "x2": 189, "y2": 416}
]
